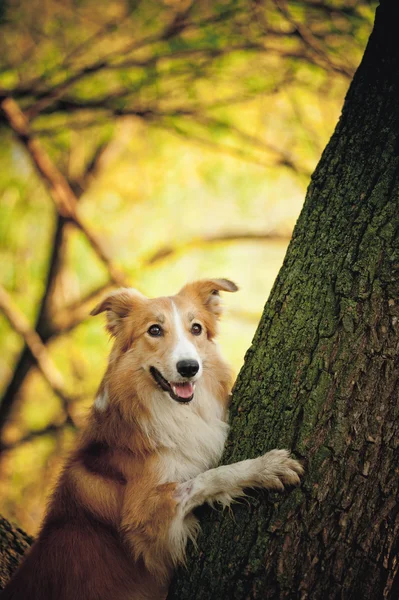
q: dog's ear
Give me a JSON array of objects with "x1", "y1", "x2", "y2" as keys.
[
  {"x1": 90, "y1": 288, "x2": 145, "y2": 337},
  {"x1": 178, "y1": 278, "x2": 238, "y2": 319}
]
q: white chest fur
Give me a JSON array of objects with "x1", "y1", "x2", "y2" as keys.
[{"x1": 148, "y1": 387, "x2": 230, "y2": 484}]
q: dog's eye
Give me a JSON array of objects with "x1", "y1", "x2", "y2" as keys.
[
  {"x1": 148, "y1": 325, "x2": 163, "y2": 337},
  {"x1": 191, "y1": 323, "x2": 202, "y2": 336}
]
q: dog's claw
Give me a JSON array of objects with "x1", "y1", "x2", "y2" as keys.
[{"x1": 256, "y1": 449, "x2": 304, "y2": 491}]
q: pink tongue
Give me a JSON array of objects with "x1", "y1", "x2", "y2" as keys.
[{"x1": 173, "y1": 382, "x2": 194, "y2": 399}]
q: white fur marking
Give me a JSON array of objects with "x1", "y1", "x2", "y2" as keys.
[
  {"x1": 175, "y1": 450, "x2": 303, "y2": 516},
  {"x1": 165, "y1": 450, "x2": 303, "y2": 565},
  {"x1": 171, "y1": 301, "x2": 202, "y2": 374},
  {"x1": 94, "y1": 388, "x2": 108, "y2": 411},
  {"x1": 151, "y1": 385, "x2": 229, "y2": 482}
]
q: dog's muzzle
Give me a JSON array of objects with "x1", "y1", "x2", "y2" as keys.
[{"x1": 150, "y1": 367, "x2": 195, "y2": 403}]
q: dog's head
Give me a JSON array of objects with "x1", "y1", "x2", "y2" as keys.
[{"x1": 91, "y1": 279, "x2": 238, "y2": 407}]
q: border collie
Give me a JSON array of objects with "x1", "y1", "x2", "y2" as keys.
[{"x1": 2, "y1": 279, "x2": 303, "y2": 600}]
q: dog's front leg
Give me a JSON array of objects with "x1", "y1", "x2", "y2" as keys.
[{"x1": 175, "y1": 449, "x2": 303, "y2": 515}]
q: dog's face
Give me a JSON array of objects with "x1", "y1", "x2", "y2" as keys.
[{"x1": 91, "y1": 279, "x2": 237, "y2": 406}]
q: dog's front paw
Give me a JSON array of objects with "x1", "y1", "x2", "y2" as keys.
[{"x1": 256, "y1": 449, "x2": 304, "y2": 491}]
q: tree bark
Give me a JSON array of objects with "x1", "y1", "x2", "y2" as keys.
[
  {"x1": 0, "y1": 517, "x2": 32, "y2": 591},
  {"x1": 169, "y1": 1, "x2": 399, "y2": 599}
]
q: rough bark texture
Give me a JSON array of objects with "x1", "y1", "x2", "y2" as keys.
[
  {"x1": 170, "y1": 1, "x2": 399, "y2": 599},
  {"x1": 0, "y1": 516, "x2": 32, "y2": 591}
]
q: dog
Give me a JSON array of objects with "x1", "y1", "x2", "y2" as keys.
[{"x1": 1, "y1": 279, "x2": 303, "y2": 600}]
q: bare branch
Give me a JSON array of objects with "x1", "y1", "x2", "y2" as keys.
[
  {"x1": 0, "y1": 215, "x2": 67, "y2": 441},
  {"x1": 51, "y1": 281, "x2": 115, "y2": 336},
  {"x1": 0, "y1": 130, "x2": 123, "y2": 439},
  {"x1": 23, "y1": 96, "x2": 309, "y2": 175},
  {"x1": 20, "y1": 45, "x2": 320, "y2": 120},
  {"x1": 144, "y1": 231, "x2": 291, "y2": 265},
  {"x1": 67, "y1": 139, "x2": 117, "y2": 197},
  {"x1": 58, "y1": 9, "x2": 135, "y2": 70},
  {"x1": 31, "y1": 104, "x2": 305, "y2": 175},
  {"x1": 0, "y1": 285, "x2": 72, "y2": 404},
  {"x1": 273, "y1": 0, "x2": 353, "y2": 78},
  {"x1": 80, "y1": 119, "x2": 138, "y2": 188},
  {"x1": 150, "y1": 118, "x2": 310, "y2": 175},
  {"x1": 82, "y1": 140, "x2": 113, "y2": 184},
  {"x1": 18, "y1": 6, "x2": 239, "y2": 117},
  {"x1": 183, "y1": 112, "x2": 303, "y2": 173},
  {"x1": 0, "y1": 95, "x2": 127, "y2": 287},
  {"x1": 9, "y1": 10, "x2": 134, "y2": 102},
  {"x1": 0, "y1": 418, "x2": 75, "y2": 454}
]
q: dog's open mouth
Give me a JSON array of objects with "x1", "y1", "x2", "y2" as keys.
[{"x1": 150, "y1": 367, "x2": 195, "y2": 403}]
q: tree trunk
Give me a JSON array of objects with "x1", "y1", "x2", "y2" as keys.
[
  {"x1": 169, "y1": 1, "x2": 399, "y2": 599},
  {"x1": 0, "y1": 517, "x2": 32, "y2": 591}
]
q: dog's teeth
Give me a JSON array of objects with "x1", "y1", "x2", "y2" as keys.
[{"x1": 172, "y1": 385, "x2": 177, "y2": 395}]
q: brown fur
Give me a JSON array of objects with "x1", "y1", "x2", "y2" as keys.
[
  {"x1": 1, "y1": 280, "x2": 235, "y2": 600},
  {"x1": 2, "y1": 278, "x2": 303, "y2": 600}
]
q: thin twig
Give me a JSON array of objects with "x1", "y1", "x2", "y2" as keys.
[
  {"x1": 144, "y1": 231, "x2": 291, "y2": 265},
  {"x1": 24, "y1": 100, "x2": 310, "y2": 175},
  {"x1": 273, "y1": 0, "x2": 353, "y2": 78},
  {"x1": 51, "y1": 281, "x2": 115, "y2": 335},
  {"x1": 20, "y1": 6, "x2": 238, "y2": 118},
  {"x1": 150, "y1": 118, "x2": 309, "y2": 175},
  {"x1": 20, "y1": 46, "x2": 316, "y2": 120},
  {"x1": 0, "y1": 418, "x2": 75, "y2": 454}
]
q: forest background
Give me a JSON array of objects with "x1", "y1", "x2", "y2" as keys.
[{"x1": 0, "y1": 0, "x2": 375, "y2": 536}]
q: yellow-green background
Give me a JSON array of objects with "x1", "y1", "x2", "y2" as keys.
[{"x1": 0, "y1": 0, "x2": 375, "y2": 534}]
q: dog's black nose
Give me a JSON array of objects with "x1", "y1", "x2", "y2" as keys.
[{"x1": 176, "y1": 360, "x2": 199, "y2": 378}]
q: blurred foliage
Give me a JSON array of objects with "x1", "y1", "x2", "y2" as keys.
[{"x1": 0, "y1": 0, "x2": 375, "y2": 534}]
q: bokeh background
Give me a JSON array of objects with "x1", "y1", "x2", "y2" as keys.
[{"x1": 0, "y1": 0, "x2": 375, "y2": 535}]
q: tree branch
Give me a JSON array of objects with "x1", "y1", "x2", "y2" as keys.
[
  {"x1": 0, "y1": 95, "x2": 127, "y2": 287},
  {"x1": 22, "y1": 99, "x2": 309, "y2": 175},
  {"x1": 183, "y1": 113, "x2": 303, "y2": 173},
  {"x1": 0, "y1": 215, "x2": 67, "y2": 447},
  {"x1": 0, "y1": 129, "x2": 122, "y2": 441},
  {"x1": 17, "y1": 5, "x2": 237, "y2": 117},
  {"x1": 0, "y1": 419, "x2": 75, "y2": 454},
  {"x1": 150, "y1": 118, "x2": 309, "y2": 175},
  {"x1": 144, "y1": 231, "x2": 291, "y2": 265},
  {"x1": 50, "y1": 281, "x2": 115, "y2": 336},
  {"x1": 273, "y1": 0, "x2": 353, "y2": 78},
  {"x1": 18, "y1": 44, "x2": 328, "y2": 121},
  {"x1": 0, "y1": 285, "x2": 72, "y2": 406}
]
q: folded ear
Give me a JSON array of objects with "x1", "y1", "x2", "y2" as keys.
[
  {"x1": 90, "y1": 288, "x2": 145, "y2": 337},
  {"x1": 178, "y1": 278, "x2": 238, "y2": 318}
]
